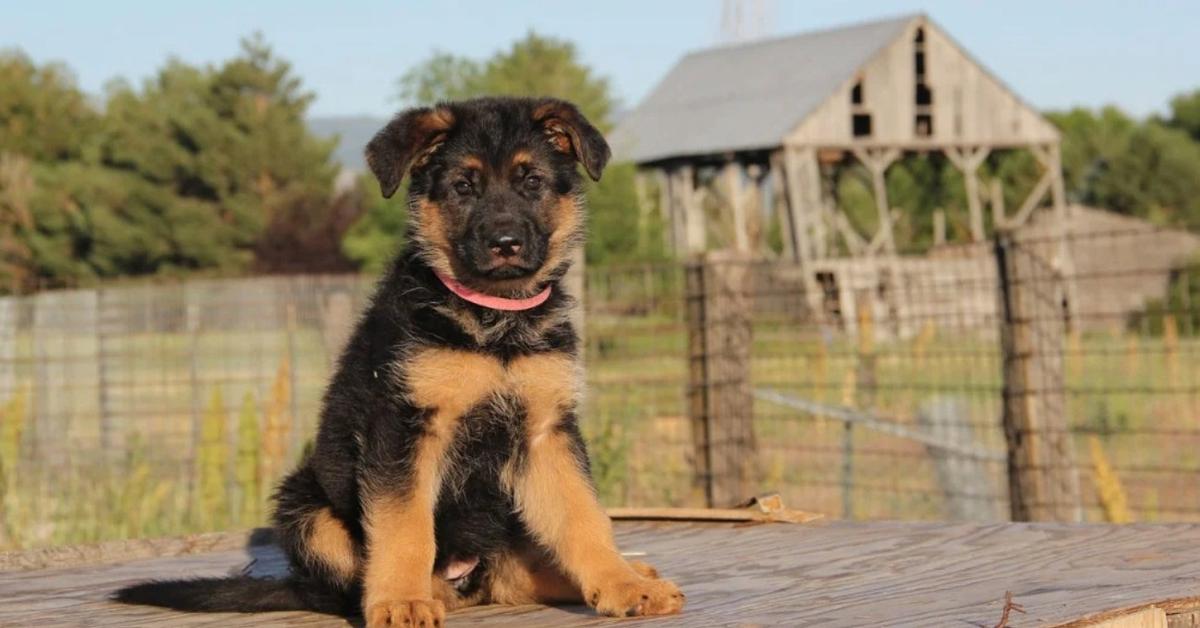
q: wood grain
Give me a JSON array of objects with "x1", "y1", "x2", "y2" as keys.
[{"x1": 0, "y1": 521, "x2": 1198, "y2": 627}]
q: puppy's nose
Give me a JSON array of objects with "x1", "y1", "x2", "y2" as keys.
[{"x1": 489, "y1": 235, "x2": 523, "y2": 258}]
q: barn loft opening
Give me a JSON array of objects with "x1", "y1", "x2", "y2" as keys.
[
  {"x1": 853, "y1": 114, "x2": 872, "y2": 137},
  {"x1": 916, "y1": 83, "x2": 933, "y2": 106},
  {"x1": 850, "y1": 77, "x2": 869, "y2": 137},
  {"x1": 914, "y1": 26, "x2": 932, "y2": 137},
  {"x1": 915, "y1": 114, "x2": 933, "y2": 137}
]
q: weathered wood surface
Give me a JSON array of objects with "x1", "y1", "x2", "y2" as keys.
[
  {"x1": 2, "y1": 521, "x2": 1199, "y2": 627},
  {"x1": 686, "y1": 253, "x2": 757, "y2": 508}
]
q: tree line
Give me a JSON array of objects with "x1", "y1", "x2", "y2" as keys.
[{"x1": 2, "y1": 33, "x2": 1200, "y2": 291}]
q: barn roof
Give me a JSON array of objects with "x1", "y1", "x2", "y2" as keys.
[{"x1": 609, "y1": 14, "x2": 921, "y2": 164}]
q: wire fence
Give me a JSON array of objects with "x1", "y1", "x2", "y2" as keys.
[
  {"x1": 670, "y1": 222, "x2": 1200, "y2": 523},
  {"x1": 1, "y1": 221, "x2": 1199, "y2": 549},
  {"x1": 0, "y1": 275, "x2": 376, "y2": 549}
]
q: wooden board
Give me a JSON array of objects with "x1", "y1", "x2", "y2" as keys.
[{"x1": 1, "y1": 521, "x2": 1199, "y2": 627}]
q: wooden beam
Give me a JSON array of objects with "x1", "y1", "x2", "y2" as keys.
[
  {"x1": 721, "y1": 160, "x2": 750, "y2": 252},
  {"x1": 633, "y1": 170, "x2": 652, "y2": 255},
  {"x1": 683, "y1": 166, "x2": 706, "y2": 255},
  {"x1": 945, "y1": 146, "x2": 990, "y2": 242},
  {"x1": 654, "y1": 168, "x2": 672, "y2": 254},
  {"x1": 835, "y1": 210, "x2": 867, "y2": 256},
  {"x1": 1008, "y1": 167, "x2": 1054, "y2": 228},
  {"x1": 988, "y1": 178, "x2": 1006, "y2": 230},
  {"x1": 768, "y1": 158, "x2": 797, "y2": 261},
  {"x1": 852, "y1": 147, "x2": 901, "y2": 254},
  {"x1": 779, "y1": 147, "x2": 823, "y2": 313},
  {"x1": 779, "y1": 149, "x2": 815, "y2": 268},
  {"x1": 666, "y1": 165, "x2": 705, "y2": 256},
  {"x1": 798, "y1": 148, "x2": 829, "y2": 259},
  {"x1": 1047, "y1": 142, "x2": 1077, "y2": 326}
]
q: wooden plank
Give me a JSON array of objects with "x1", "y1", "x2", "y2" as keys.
[
  {"x1": 608, "y1": 506, "x2": 823, "y2": 524},
  {"x1": 2, "y1": 522, "x2": 1200, "y2": 627},
  {"x1": 1083, "y1": 607, "x2": 1167, "y2": 628},
  {"x1": 1169, "y1": 609, "x2": 1200, "y2": 628}
]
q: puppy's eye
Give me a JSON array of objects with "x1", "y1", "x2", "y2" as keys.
[
  {"x1": 453, "y1": 180, "x2": 473, "y2": 195},
  {"x1": 523, "y1": 175, "x2": 543, "y2": 192}
]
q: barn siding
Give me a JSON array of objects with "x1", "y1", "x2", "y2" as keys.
[{"x1": 787, "y1": 18, "x2": 1059, "y2": 147}]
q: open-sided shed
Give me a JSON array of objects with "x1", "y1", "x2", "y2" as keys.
[{"x1": 612, "y1": 13, "x2": 1068, "y2": 275}]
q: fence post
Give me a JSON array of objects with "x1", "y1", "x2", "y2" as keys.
[
  {"x1": 994, "y1": 232, "x2": 1082, "y2": 522},
  {"x1": 686, "y1": 251, "x2": 756, "y2": 507}
]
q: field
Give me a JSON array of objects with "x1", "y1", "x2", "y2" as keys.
[{"x1": 0, "y1": 267, "x2": 1198, "y2": 550}]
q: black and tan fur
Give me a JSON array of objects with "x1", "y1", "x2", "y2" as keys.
[{"x1": 114, "y1": 97, "x2": 685, "y2": 626}]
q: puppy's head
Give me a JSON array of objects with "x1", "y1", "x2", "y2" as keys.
[{"x1": 365, "y1": 97, "x2": 609, "y2": 297}]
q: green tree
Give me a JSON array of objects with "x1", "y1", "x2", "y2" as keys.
[
  {"x1": 342, "y1": 175, "x2": 409, "y2": 273},
  {"x1": 1166, "y1": 89, "x2": 1200, "y2": 142},
  {"x1": 0, "y1": 51, "x2": 99, "y2": 161},
  {"x1": 1, "y1": 36, "x2": 344, "y2": 290},
  {"x1": 1047, "y1": 106, "x2": 1200, "y2": 226},
  {"x1": 1046, "y1": 107, "x2": 1138, "y2": 207},
  {"x1": 396, "y1": 33, "x2": 613, "y2": 128},
  {"x1": 101, "y1": 35, "x2": 339, "y2": 269},
  {"x1": 396, "y1": 52, "x2": 482, "y2": 105},
  {"x1": 352, "y1": 32, "x2": 653, "y2": 269}
]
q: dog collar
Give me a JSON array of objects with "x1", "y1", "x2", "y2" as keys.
[{"x1": 435, "y1": 272, "x2": 552, "y2": 311}]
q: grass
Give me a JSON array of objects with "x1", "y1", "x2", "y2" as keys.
[
  {"x1": 583, "y1": 313, "x2": 1200, "y2": 523},
  {"x1": 1, "y1": 289, "x2": 1198, "y2": 550}
]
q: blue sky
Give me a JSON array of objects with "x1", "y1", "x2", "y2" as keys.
[{"x1": 3, "y1": 1, "x2": 1198, "y2": 118}]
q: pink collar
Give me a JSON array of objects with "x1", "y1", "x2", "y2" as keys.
[{"x1": 435, "y1": 272, "x2": 552, "y2": 311}]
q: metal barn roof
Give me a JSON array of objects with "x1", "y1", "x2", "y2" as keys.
[{"x1": 609, "y1": 14, "x2": 920, "y2": 164}]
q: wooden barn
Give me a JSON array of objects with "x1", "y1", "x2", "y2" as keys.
[{"x1": 611, "y1": 13, "x2": 1068, "y2": 280}]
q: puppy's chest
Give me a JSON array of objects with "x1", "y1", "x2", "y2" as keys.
[{"x1": 397, "y1": 347, "x2": 580, "y2": 442}]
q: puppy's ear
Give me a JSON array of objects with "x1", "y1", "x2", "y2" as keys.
[
  {"x1": 532, "y1": 99, "x2": 610, "y2": 182},
  {"x1": 364, "y1": 106, "x2": 455, "y2": 198}
]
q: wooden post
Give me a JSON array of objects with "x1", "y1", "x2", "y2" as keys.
[
  {"x1": 779, "y1": 147, "x2": 823, "y2": 315},
  {"x1": 1047, "y1": 143, "x2": 1077, "y2": 327},
  {"x1": 994, "y1": 232, "x2": 1082, "y2": 522},
  {"x1": 663, "y1": 166, "x2": 686, "y2": 256},
  {"x1": 667, "y1": 165, "x2": 705, "y2": 256},
  {"x1": 989, "y1": 178, "x2": 1006, "y2": 229},
  {"x1": 769, "y1": 154, "x2": 797, "y2": 262},
  {"x1": 686, "y1": 251, "x2": 756, "y2": 507},
  {"x1": 654, "y1": 169, "x2": 673, "y2": 255},
  {"x1": 94, "y1": 288, "x2": 119, "y2": 459},
  {"x1": 721, "y1": 160, "x2": 750, "y2": 252},
  {"x1": 946, "y1": 147, "x2": 990, "y2": 242},
  {"x1": 633, "y1": 170, "x2": 652, "y2": 255}
]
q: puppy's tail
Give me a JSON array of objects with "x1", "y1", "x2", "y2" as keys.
[{"x1": 113, "y1": 576, "x2": 347, "y2": 615}]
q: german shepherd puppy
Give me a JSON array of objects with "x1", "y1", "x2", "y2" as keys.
[{"x1": 114, "y1": 97, "x2": 685, "y2": 626}]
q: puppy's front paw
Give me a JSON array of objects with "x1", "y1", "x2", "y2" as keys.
[
  {"x1": 585, "y1": 574, "x2": 685, "y2": 617},
  {"x1": 627, "y1": 560, "x2": 660, "y2": 579},
  {"x1": 365, "y1": 599, "x2": 445, "y2": 627}
]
